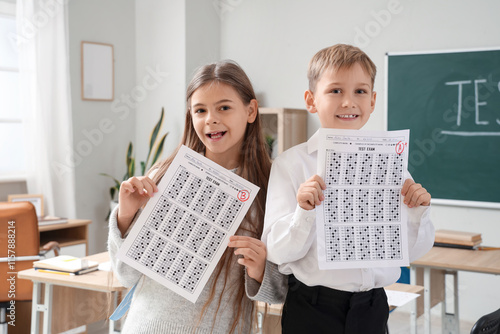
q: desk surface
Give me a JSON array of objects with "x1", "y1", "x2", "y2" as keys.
[
  {"x1": 38, "y1": 218, "x2": 91, "y2": 232},
  {"x1": 411, "y1": 247, "x2": 500, "y2": 274},
  {"x1": 18, "y1": 252, "x2": 126, "y2": 292}
]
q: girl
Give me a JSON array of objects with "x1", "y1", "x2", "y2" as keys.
[{"x1": 108, "y1": 60, "x2": 282, "y2": 333}]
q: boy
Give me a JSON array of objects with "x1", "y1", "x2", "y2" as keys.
[{"x1": 262, "y1": 44, "x2": 435, "y2": 334}]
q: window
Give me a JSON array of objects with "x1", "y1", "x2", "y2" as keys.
[{"x1": 0, "y1": 10, "x2": 26, "y2": 179}]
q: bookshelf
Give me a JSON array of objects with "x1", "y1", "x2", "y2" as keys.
[{"x1": 259, "y1": 107, "x2": 308, "y2": 158}]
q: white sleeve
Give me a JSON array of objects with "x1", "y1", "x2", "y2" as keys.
[
  {"x1": 262, "y1": 155, "x2": 316, "y2": 265},
  {"x1": 407, "y1": 205, "x2": 435, "y2": 262},
  {"x1": 107, "y1": 206, "x2": 143, "y2": 287},
  {"x1": 403, "y1": 171, "x2": 435, "y2": 261}
]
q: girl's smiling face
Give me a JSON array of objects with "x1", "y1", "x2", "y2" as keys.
[{"x1": 190, "y1": 82, "x2": 257, "y2": 169}]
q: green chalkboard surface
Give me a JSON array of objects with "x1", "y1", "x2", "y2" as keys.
[{"x1": 386, "y1": 49, "x2": 500, "y2": 206}]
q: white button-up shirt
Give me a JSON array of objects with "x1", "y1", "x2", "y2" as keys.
[{"x1": 263, "y1": 130, "x2": 435, "y2": 292}]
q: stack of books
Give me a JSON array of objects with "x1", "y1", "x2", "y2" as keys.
[
  {"x1": 434, "y1": 229, "x2": 482, "y2": 250},
  {"x1": 33, "y1": 255, "x2": 99, "y2": 275},
  {"x1": 38, "y1": 215, "x2": 68, "y2": 226}
]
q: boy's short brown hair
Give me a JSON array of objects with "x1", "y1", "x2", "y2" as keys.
[{"x1": 307, "y1": 44, "x2": 377, "y2": 92}]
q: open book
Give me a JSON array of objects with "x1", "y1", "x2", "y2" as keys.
[{"x1": 33, "y1": 255, "x2": 99, "y2": 274}]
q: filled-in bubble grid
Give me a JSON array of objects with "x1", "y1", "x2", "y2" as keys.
[
  {"x1": 386, "y1": 225, "x2": 402, "y2": 259},
  {"x1": 198, "y1": 228, "x2": 226, "y2": 261},
  {"x1": 204, "y1": 190, "x2": 229, "y2": 223},
  {"x1": 172, "y1": 213, "x2": 197, "y2": 245},
  {"x1": 179, "y1": 259, "x2": 208, "y2": 293},
  {"x1": 159, "y1": 205, "x2": 185, "y2": 238},
  {"x1": 325, "y1": 151, "x2": 341, "y2": 185},
  {"x1": 191, "y1": 183, "x2": 215, "y2": 215},
  {"x1": 217, "y1": 198, "x2": 242, "y2": 230},
  {"x1": 146, "y1": 196, "x2": 171, "y2": 231},
  {"x1": 185, "y1": 221, "x2": 210, "y2": 253},
  {"x1": 126, "y1": 227, "x2": 153, "y2": 261},
  {"x1": 166, "y1": 251, "x2": 194, "y2": 284},
  {"x1": 179, "y1": 175, "x2": 203, "y2": 207},
  {"x1": 140, "y1": 235, "x2": 167, "y2": 269},
  {"x1": 166, "y1": 167, "x2": 190, "y2": 200},
  {"x1": 325, "y1": 225, "x2": 341, "y2": 261},
  {"x1": 355, "y1": 226, "x2": 371, "y2": 260},
  {"x1": 152, "y1": 244, "x2": 180, "y2": 277}
]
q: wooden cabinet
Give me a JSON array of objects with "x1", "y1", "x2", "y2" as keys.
[
  {"x1": 259, "y1": 108, "x2": 308, "y2": 158},
  {"x1": 39, "y1": 219, "x2": 91, "y2": 255}
]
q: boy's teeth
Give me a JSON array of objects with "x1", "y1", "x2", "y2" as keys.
[{"x1": 338, "y1": 115, "x2": 357, "y2": 118}]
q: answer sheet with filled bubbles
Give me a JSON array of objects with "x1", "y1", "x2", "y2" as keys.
[
  {"x1": 316, "y1": 128, "x2": 410, "y2": 270},
  {"x1": 118, "y1": 145, "x2": 259, "y2": 302}
]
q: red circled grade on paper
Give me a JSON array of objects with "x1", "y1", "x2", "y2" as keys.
[
  {"x1": 237, "y1": 190, "x2": 250, "y2": 202},
  {"x1": 395, "y1": 141, "x2": 406, "y2": 155}
]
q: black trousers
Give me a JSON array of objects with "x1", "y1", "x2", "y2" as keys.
[{"x1": 282, "y1": 275, "x2": 389, "y2": 334}]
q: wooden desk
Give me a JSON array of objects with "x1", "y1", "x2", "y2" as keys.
[
  {"x1": 39, "y1": 219, "x2": 91, "y2": 255},
  {"x1": 18, "y1": 252, "x2": 126, "y2": 334},
  {"x1": 255, "y1": 282, "x2": 424, "y2": 334},
  {"x1": 410, "y1": 247, "x2": 500, "y2": 334}
]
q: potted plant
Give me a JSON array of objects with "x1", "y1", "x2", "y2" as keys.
[{"x1": 101, "y1": 108, "x2": 168, "y2": 218}]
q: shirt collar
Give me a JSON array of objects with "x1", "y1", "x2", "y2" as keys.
[{"x1": 307, "y1": 129, "x2": 320, "y2": 154}]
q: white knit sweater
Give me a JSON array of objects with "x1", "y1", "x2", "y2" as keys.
[{"x1": 108, "y1": 207, "x2": 287, "y2": 334}]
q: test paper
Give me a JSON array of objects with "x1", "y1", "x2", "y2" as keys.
[
  {"x1": 316, "y1": 128, "x2": 410, "y2": 269},
  {"x1": 117, "y1": 145, "x2": 259, "y2": 303}
]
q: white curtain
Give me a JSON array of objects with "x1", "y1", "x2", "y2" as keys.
[{"x1": 17, "y1": 0, "x2": 76, "y2": 218}]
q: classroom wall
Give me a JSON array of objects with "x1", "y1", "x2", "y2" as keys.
[
  {"x1": 218, "y1": 0, "x2": 500, "y2": 323},
  {"x1": 133, "y1": 0, "x2": 221, "y2": 169},
  {"x1": 68, "y1": 0, "x2": 137, "y2": 253}
]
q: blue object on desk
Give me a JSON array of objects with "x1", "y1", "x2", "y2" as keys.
[{"x1": 397, "y1": 266, "x2": 410, "y2": 284}]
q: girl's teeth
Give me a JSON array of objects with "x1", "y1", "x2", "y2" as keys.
[
  {"x1": 338, "y1": 115, "x2": 357, "y2": 118},
  {"x1": 210, "y1": 132, "x2": 223, "y2": 139}
]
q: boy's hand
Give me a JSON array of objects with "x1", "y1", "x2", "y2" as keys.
[
  {"x1": 228, "y1": 236, "x2": 266, "y2": 283},
  {"x1": 297, "y1": 175, "x2": 326, "y2": 210},
  {"x1": 401, "y1": 179, "x2": 431, "y2": 208}
]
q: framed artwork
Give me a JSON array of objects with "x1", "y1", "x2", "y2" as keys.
[
  {"x1": 8, "y1": 194, "x2": 44, "y2": 217},
  {"x1": 81, "y1": 41, "x2": 114, "y2": 101}
]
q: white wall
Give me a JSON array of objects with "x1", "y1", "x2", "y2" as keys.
[
  {"x1": 68, "y1": 0, "x2": 136, "y2": 253},
  {"x1": 134, "y1": 0, "x2": 221, "y2": 164},
  {"x1": 134, "y1": 0, "x2": 185, "y2": 164},
  {"x1": 219, "y1": 0, "x2": 500, "y2": 323}
]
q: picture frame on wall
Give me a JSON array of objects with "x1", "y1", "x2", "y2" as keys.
[
  {"x1": 8, "y1": 193, "x2": 44, "y2": 217},
  {"x1": 81, "y1": 41, "x2": 114, "y2": 101}
]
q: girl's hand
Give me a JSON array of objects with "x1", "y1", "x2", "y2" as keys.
[
  {"x1": 228, "y1": 236, "x2": 266, "y2": 283},
  {"x1": 401, "y1": 179, "x2": 431, "y2": 208},
  {"x1": 297, "y1": 175, "x2": 326, "y2": 210},
  {"x1": 117, "y1": 176, "x2": 158, "y2": 236}
]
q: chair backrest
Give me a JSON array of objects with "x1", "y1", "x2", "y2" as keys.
[
  {"x1": 0, "y1": 201, "x2": 40, "y2": 301},
  {"x1": 471, "y1": 308, "x2": 500, "y2": 334}
]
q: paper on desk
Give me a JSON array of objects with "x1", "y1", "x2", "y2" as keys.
[
  {"x1": 98, "y1": 261, "x2": 112, "y2": 272},
  {"x1": 117, "y1": 145, "x2": 259, "y2": 303},
  {"x1": 386, "y1": 289, "x2": 420, "y2": 307},
  {"x1": 316, "y1": 128, "x2": 410, "y2": 269}
]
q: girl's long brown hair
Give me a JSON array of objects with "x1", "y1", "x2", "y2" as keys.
[{"x1": 149, "y1": 60, "x2": 271, "y2": 333}]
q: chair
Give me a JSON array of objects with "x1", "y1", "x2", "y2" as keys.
[
  {"x1": 471, "y1": 308, "x2": 500, "y2": 334},
  {"x1": 0, "y1": 201, "x2": 60, "y2": 334}
]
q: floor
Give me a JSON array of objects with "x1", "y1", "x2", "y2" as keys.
[{"x1": 387, "y1": 309, "x2": 474, "y2": 334}]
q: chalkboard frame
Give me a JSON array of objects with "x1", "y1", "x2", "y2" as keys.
[{"x1": 385, "y1": 47, "x2": 500, "y2": 209}]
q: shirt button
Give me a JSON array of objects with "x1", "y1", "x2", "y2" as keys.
[{"x1": 306, "y1": 217, "x2": 313, "y2": 223}]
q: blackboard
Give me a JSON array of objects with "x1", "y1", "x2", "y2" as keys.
[{"x1": 386, "y1": 48, "x2": 500, "y2": 207}]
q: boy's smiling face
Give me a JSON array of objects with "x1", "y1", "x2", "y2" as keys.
[{"x1": 305, "y1": 62, "x2": 376, "y2": 130}]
